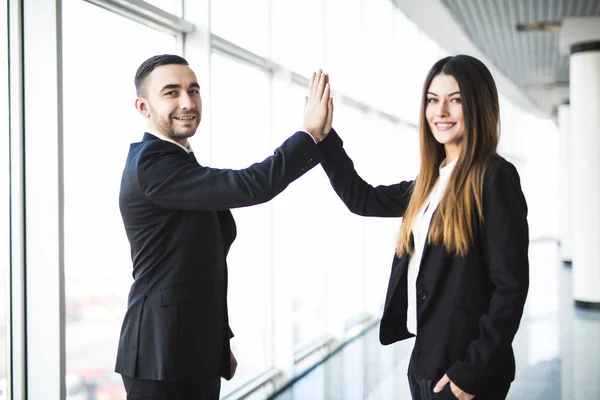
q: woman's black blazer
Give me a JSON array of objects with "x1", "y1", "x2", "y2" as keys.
[{"x1": 318, "y1": 130, "x2": 529, "y2": 396}]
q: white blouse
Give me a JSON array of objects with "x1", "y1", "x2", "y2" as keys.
[{"x1": 406, "y1": 157, "x2": 458, "y2": 335}]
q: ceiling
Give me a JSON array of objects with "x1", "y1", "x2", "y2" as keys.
[{"x1": 441, "y1": 0, "x2": 600, "y2": 117}]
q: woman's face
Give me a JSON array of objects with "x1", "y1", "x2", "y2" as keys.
[{"x1": 425, "y1": 74, "x2": 464, "y2": 155}]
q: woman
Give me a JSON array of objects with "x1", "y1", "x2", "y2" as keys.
[{"x1": 318, "y1": 55, "x2": 529, "y2": 400}]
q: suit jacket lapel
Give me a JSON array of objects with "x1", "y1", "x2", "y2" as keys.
[
  {"x1": 383, "y1": 208, "x2": 440, "y2": 314},
  {"x1": 383, "y1": 254, "x2": 409, "y2": 311}
]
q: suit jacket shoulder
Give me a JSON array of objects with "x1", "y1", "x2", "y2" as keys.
[
  {"x1": 482, "y1": 155, "x2": 528, "y2": 216},
  {"x1": 131, "y1": 131, "x2": 322, "y2": 211}
]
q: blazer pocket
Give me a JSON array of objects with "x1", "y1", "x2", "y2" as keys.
[{"x1": 160, "y1": 283, "x2": 196, "y2": 307}]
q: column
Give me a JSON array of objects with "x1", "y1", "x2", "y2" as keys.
[{"x1": 560, "y1": 17, "x2": 600, "y2": 309}]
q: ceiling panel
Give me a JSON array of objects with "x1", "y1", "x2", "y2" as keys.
[{"x1": 441, "y1": 0, "x2": 600, "y2": 116}]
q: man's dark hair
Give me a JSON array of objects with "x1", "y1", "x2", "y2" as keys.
[{"x1": 134, "y1": 54, "x2": 189, "y2": 97}]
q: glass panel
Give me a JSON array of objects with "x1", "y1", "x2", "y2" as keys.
[
  {"x1": 322, "y1": 104, "x2": 367, "y2": 330},
  {"x1": 393, "y1": 9, "x2": 422, "y2": 125},
  {"x1": 272, "y1": 83, "x2": 330, "y2": 351},
  {"x1": 362, "y1": 0, "x2": 394, "y2": 112},
  {"x1": 0, "y1": 0, "x2": 9, "y2": 393},
  {"x1": 415, "y1": 30, "x2": 440, "y2": 91},
  {"x1": 325, "y1": 0, "x2": 362, "y2": 100},
  {"x1": 62, "y1": 0, "x2": 177, "y2": 398},
  {"x1": 517, "y1": 115, "x2": 559, "y2": 240},
  {"x1": 211, "y1": 0, "x2": 269, "y2": 57},
  {"x1": 272, "y1": 0, "x2": 325, "y2": 77},
  {"x1": 359, "y1": 116, "x2": 412, "y2": 317},
  {"x1": 209, "y1": 53, "x2": 272, "y2": 395},
  {"x1": 145, "y1": 0, "x2": 182, "y2": 16}
]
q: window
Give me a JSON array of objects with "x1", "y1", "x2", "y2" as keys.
[
  {"x1": 62, "y1": 1, "x2": 177, "y2": 398},
  {"x1": 393, "y1": 10, "x2": 422, "y2": 125},
  {"x1": 358, "y1": 116, "x2": 412, "y2": 316},
  {"x1": 415, "y1": 31, "x2": 440, "y2": 86},
  {"x1": 145, "y1": 0, "x2": 182, "y2": 16},
  {"x1": 362, "y1": 0, "x2": 394, "y2": 112},
  {"x1": 269, "y1": 83, "x2": 331, "y2": 351},
  {"x1": 211, "y1": 0, "x2": 269, "y2": 57},
  {"x1": 321, "y1": 104, "x2": 369, "y2": 330},
  {"x1": 325, "y1": 0, "x2": 362, "y2": 100},
  {"x1": 272, "y1": 0, "x2": 325, "y2": 77},
  {"x1": 0, "y1": 0, "x2": 9, "y2": 389},
  {"x1": 209, "y1": 52, "x2": 273, "y2": 394}
]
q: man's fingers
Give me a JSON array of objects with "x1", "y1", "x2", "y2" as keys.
[
  {"x1": 325, "y1": 98, "x2": 334, "y2": 130},
  {"x1": 433, "y1": 374, "x2": 450, "y2": 393},
  {"x1": 315, "y1": 70, "x2": 326, "y2": 98},
  {"x1": 230, "y1": 351, "x2": 238, "y2": 378},
  {"x1": 312, "y1": 69, "x2": 323, "y2": 97},
  {"x1": 322, "y1": 82, "x2": 331, "y2": 104},
  {"x1": 308, "y1": 71, "x2": 316, "y2": 95}
]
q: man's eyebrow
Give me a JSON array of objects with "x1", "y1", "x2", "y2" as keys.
[
  {"x1": 160, "y1": 82, "x2": 200, "y2": 92},
  {"x1": 160, "y1": 84, "x2": 181, "y2": 92}
]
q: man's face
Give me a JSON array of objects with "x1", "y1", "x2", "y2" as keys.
[{"x1": 139, "y1": 64, "x2": 202, "y2": 141}]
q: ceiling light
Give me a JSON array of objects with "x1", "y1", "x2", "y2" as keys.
[{"x1": 516, "y1": 21, "x2": 562, "y2": 32}]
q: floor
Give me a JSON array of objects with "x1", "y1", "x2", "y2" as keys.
[{"x1": 270, "y1": 241, "x2": 600, "y2": 400}]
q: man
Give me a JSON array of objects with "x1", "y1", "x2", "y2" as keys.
[{"x1": 115, "y1": 54, "x2": 332, "y2": 399}]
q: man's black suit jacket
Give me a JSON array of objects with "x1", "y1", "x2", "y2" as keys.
[
  {"x1": 318, "y1": 130, "x2": 529, "y2": 396},
  {"x1": 115, "y1": 131, "x2": 321, "y2": 382}
]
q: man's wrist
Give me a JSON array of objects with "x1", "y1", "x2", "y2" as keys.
[{"x1": 300, "y1": 130, "x2": 319, "y2": 144}]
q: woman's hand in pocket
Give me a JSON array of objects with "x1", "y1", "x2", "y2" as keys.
[{"x1": 434, "y1": 374, "x2": 474, "y2": 400}]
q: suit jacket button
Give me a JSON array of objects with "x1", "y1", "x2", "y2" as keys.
[{"x1": 417, "y1": 290, "x2": 428, "y2": 300}]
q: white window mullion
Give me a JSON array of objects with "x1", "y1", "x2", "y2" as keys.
[
  {"x1": 8, "y1": 0, "x2": 26, "y2": 399},
  {"x1": 83, "y1": 0, "x2": 193, "y2": 34},
  {"x1": 182, "y1": 0, "x2": 211, "y2": 164},
  {"x1": 23, "y1": 0, "x2": 65, "y2": 398}
]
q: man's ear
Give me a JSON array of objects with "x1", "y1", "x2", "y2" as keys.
[{"x1": 135, "y1": 97, "x2": 150, "y2": 118}]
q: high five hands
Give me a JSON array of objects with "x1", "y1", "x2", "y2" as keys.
[{"x1": 303, "y1": 69, "x2": 334, "y2": 143}]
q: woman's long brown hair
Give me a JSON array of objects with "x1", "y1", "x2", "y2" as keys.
[{"x1": 397, "y1": 55, "x2": 500, "y2": 257}]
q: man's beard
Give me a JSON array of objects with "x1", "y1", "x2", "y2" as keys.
[
  {"x1": 150, "y1": 105, "x2": 199, "y2": 139},
  {"x1": 159, "y1": 121, "x2": 197, "y2": 139}
]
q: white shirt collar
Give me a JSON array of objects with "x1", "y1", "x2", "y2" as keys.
[
  {"x1": 439, "y1": 157, "x2": 458, "y2": 179},
  {"x1": 146, "y1": 129, "x2": 193, "y2": 154}
]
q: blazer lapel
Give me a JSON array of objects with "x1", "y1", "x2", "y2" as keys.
[
  {"x1": 383, "y1": 254, "x2": 409, "y2": 311},
  {"x1": 383, "y1": 208, "x2": 439, "y2": 313}
]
